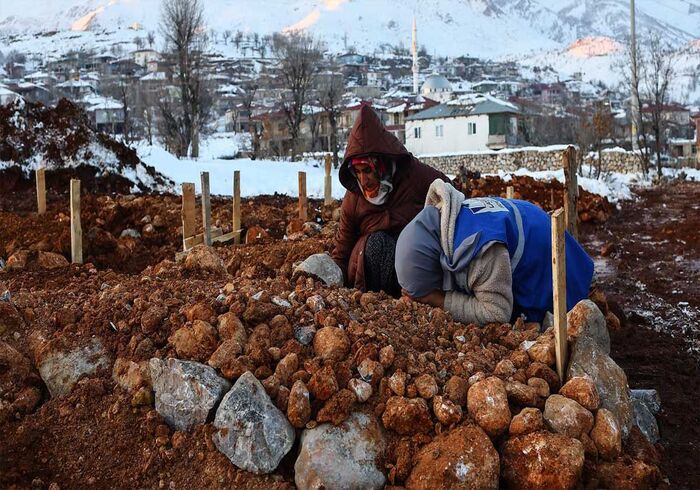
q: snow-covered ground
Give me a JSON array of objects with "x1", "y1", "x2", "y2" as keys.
[
  {"x1": 137, "y1": 143, "x2": 346, "y2": 199},
  {"x1": 490, "y1": 166, "x2": 700, "y2": 204},
  {"x1": 137, "y1": 136, "x2": 699, "y2": 203}
]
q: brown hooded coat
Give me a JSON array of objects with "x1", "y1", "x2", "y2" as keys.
[{"x1": 331, "y1": 105, "x2": 449, "y2": 290}]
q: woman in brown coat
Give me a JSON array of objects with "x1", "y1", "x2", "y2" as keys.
[{"x1": 331, "y1": 104, "x2": 449, "y2": 295}]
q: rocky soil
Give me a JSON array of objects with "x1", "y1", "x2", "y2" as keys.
[{"x1": 0, "y1": 174, "x2": 672, "y2": 489}]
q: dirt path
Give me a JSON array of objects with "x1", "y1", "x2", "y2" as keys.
[{"x1": 583, "y1": 181, "x2": 700, "y2": 489}]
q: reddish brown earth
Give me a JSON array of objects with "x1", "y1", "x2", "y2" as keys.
[
  {"x1": 0, "y1": 174, "x2": 697, "y2": 489},
  {"x1": 582, "y1": 181, "x2": 700, "y2": 489}
]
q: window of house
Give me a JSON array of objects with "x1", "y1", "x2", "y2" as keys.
[
  {"x1": 435, "y1": 125, "x2": 444, "y2": 137},
  {"x1": 467, "y1": 122, "x2": 476, "y2": 135},
  {"x1": 414, "y1": 127, "x2": 421, "y2": 139}
]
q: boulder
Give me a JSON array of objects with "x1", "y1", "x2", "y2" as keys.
[
  {"x1": 37, "y1": 339, "x2": 111, "y2": 398},
  {"x1": 467, "y1": 376, "x2": 511, "y2": 438},
  {"x1": 406, "y1": 424, "x2": 499, "y2": 490},
  {"x1": 567, "y1": 300, "x2": 610, "y2": 354},
  {"x1": 213, "y1": 371, "x2": 294, "y2": 474},
  {"x1": 183, "y1": 245, "x2": 226, "y2": 275},
  {"x1": 36, "y1": 251, "x2": 69, "y2": 270},
  {"x1": 509, "y1": 407, "x2": 544, "y2": 436},
  {"x1": 543, "y1": 395, "x2": 594, "y2": 439},
  {"x1": 590, "y1": 408, "x2": 622, "y2": 460},
  {"x1": 631, "y1": 389, "x2": 661, "y2": 415},
  {"x1": 295, "y1": 412, "x2": 386, "y2": 490},
  {"x1": 382, "y1": 396, "x2": 432, "y2": 435},
  {"x1": 0, "y1": 302, "x2": 24, "y2": 334},
  {"x1": 432, "y1": 396, "x2": 463, "y2": 426},
  {"x1": 596, "y1": 459, "x2": 661, "y2": 490},
  {"x1": 348, "y1": 378, "x2": 372, "y2": 402},
  {"x1": 313, "y1": 327, "x2": 350, "y2": 362},
  {"x1": 150, "y1": 358, "x2": 230, "y2": 431},
  {"x1": 559, "y1": 376, "x2": 600, "y2": 411},
  {"x1": 287, "y1": 379, "x2": 311, "y2": 428},
  {"x1": 293, "y1": 253, "x2": 343, "y2": 287},
  {"x1": 632, "y1": 397, "x2": 660, "y2": 444},
  {"x1": 444, "y1": 375, "x2": 469, "y2": 406},
  {"x1": 501, "y1": 431, "x2": 585, "y2": 490},
  {"x1": 168, "y1": 320, "x2": 219, "y2": 362},
  {"x1": 414, "y1": 374, "x2": 438, "y2": 399},
  {"x1": 567, "y1": 335, "x2": 633, "y2": 438}
]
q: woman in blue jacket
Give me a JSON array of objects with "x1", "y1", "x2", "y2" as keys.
[{"x1": 395, "y1": 180, "x2": 594, "y2": 325}]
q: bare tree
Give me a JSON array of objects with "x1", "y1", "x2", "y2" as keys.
[
  {"x1": 134, "y1": 36, "x2": 145, "y2": 49},
  {"x1": 590, "y1": 102, "x2": 614, "y2": 178},
  {"x1": 316, "y1": 69, "x2": 344, "y2": 166},
  {"x1": 103, "y1": 77, "x2": 134, "y2": 144},
  {"x1": 159, "y1": 0, "x2": 209, "y2": 158},
  {"x1": 240, "y1": 82, "x2": 261, "y2": 158},
  {"x1": 272, "y1": 32, "x2": 324, "y2": 160},
  {"x1": 147, "y1": 31, "x2": 156, "y2": 48},
  {"x1": 222, "y1": 30, "x2": 231, "y2": 45},
  {"x1": 641, "y1": 33, "x2": 677, "y2": 178}
]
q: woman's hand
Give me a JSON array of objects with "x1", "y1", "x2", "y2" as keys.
[{"x1": 402, "y1": 289, "x2": 445, "y2": 308}]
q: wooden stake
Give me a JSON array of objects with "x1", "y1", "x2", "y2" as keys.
[
  {"x1": 298, "y1": 171, "x2": 308, "y2": 221},
  {"x1": 36, "y1": 168, "x2": 46, "y2": 215},
  {"x1": 201, "y1": 171, "x2": 212, "y2": 246},
  {"x1": 563, "y1": 145, "x2": 578, "y2": 240},
  {"x1": 324, "y1": 154, "x2": 332, "y2": 206},
  {"x1": 551, "y1": 208, "x2": 568, "y2": 382},
  {"x1": 506, "y1": 185, "x2": 514, "y2": 199},
  {"x1": 181, "y1": 183, "x2": 196, "y2": 251},
  {"x1": 232, "y1": 170, "x2": 241, "y2": 244},
  {"x1": 70, "y1": 179, "x2": 82, "y2": 264}
]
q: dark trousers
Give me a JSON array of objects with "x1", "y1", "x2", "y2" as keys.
[{"x1": 364, "y1": 231, "x2": 401, "y2": 297}]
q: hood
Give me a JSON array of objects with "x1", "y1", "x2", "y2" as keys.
[{"x1": 340, "y1": 104, "x2": 412, "y2": 194}]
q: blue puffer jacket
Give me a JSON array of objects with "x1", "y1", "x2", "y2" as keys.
[{"x1": 447, "y1": 197, "x2": 594, "y2": 323}]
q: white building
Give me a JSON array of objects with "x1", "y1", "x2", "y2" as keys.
[
  {"x1": 132, "y1": 49, "x2": 159, "y2": 68},
  {"x1": 0, "y1": 86, "x2": 22, "y2": 105},
  {"x1": 405, "y1": 94, "x2": 520, "y2": 155},
  {"x1": 421, "y1": 74, "x2": 453, "y2": 103}
]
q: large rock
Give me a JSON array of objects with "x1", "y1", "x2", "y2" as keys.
[
  {"x1": 295, "y1": 412, "x2": 386, "y2": 490},
  {"x1": 501, "y1": 431, "x2": 585, "y2": 490},
  {"x1": 559, "y1": 376, "x2": 600, "y2": 411},
  {"x1": 567, "y1": 334, "x2": 633, "y2": 438},
  {"x1": 590, "y1": 408, "x2": 622, "y2": 460},
  {"x1": 0, "y1": 302, "x2": 24, "y2": 335},
  {"x1": 596, "y1": 459, "x2": 661, "y2": 490},
  {"x1": 632, "y1": 397, "x2": 660, "y2": 444},
  {"x1": 183, "y1": 245, "x2": 226, "y2": 275},
  {"x1": 382, "y1": 396, "x2": 432, "y2": 435},
  {"x1": 150, "y1": 357, "x2": 230, "y2": 431},
  {"x1": 36, "y1": 251, "x2": 69, "y2": 270},
  {"x1": 168, "y1": 320, "x2": 219, "y2": 362},
  {"x1": 631, "y1": 389, "x2": 661, "y2": 415},
  {"x1": 407, "y1": 424, "x2": 499, "y2": 490},
  {"x1": 567, "y1": 300, "x2": 610, "y2": 354},
  {"x1": 543, "y1": 395, "x2": 594, "y2": 439},
  {"x1": 467, "y1": 376, "x2": 511, "y2": 438},
  {"x1": 293, "y1": 253, "x2": 343, "y2": 286},
  {"x1": 313, "y1": 327, "x2": 350, "y2": 362},
  {"x1": 213, "y1": 371, "x2": 295, "y2": 474},
  {"x1": 37, "y1": 339, "x2": 111, "y2": 398}
]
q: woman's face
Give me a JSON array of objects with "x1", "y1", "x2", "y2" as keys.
[{"x1": 353, "y1": 162, "x2": 380, "y2": 198}]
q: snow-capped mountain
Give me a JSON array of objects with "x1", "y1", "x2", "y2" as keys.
[{"x1": 0, "y1": 0, "x2": 697, "y2": 58}]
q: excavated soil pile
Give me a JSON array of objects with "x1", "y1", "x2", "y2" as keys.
[
  {"x1": 0, "y1": 194, "x2": 334, "y2": 274},
  {"x1": 0, "y1": 237, "x2": 662, "y2": 489},
  {"x1": 453, "y1": 172, "x2": 612, "y2": 223},
  {"x1": 0, "y1": 99, "x2": 172, "y2": 194}
]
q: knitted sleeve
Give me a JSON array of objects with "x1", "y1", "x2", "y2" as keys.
[{"x1": 443, "y1": 243, "x2": 514, "y2": 325}]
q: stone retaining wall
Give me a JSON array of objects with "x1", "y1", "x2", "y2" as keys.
[{"x1": 420, "y1": 148, "x2": 642, "y2": 175}]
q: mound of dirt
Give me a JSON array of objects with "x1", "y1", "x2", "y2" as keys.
[
  {"x1": 0, "y1": 240, "x2": 658, "y2": 489},
  {"x1": 0, "y1": 98, "x2": 173, "y2": 193}
]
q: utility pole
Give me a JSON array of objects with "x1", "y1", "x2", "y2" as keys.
[{"x1": 630, "y1": 0, "x2": 640, "y2": 151}]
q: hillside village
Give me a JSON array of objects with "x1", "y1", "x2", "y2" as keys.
[{"x1": 1, "y1": 24, "x2": 698, "y2": 167}]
